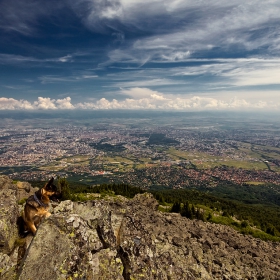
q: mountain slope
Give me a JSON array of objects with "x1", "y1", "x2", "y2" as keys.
[{"x1": 1, "y1": 176, "x2": 280, "y2": 279}]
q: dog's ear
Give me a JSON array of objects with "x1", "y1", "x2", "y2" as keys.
[{"x1": 45, "y1": 177, "x2": 54, "y2": 189}]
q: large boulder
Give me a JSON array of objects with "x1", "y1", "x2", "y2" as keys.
[
  {"x1": 0, "y1": 251, "x2": 17, "y2": 280},
  {"x1": 0, "y1": 175, "x2": 19, "y2": 255},
  {"x1": 0, "y1": 175, "x2": 20, "y2": 280},
  {"x1": 16, "y1": 181, "x2": 39, "y2": 202},
  {"x1": 17, "y1": 193, "x2": 280, "y2": 280}
]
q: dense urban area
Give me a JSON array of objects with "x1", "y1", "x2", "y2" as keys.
[{"x1": 1, "y1": 111, "x2": 280, "y2": 190}]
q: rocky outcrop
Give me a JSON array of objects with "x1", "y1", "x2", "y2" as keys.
[
  {"x1": 0, "y1": 176, "x2": 19, "y2": 255},
  {"x1": 17, "y1": 193, "x2": 280, "y2": 280},
  {"x1": 0, "y1": 176, "x2": 19, "y2": 280},
  {"x1": 0, "y1": 174, "x2": 280, "y2": 280},
  {"x1": 15, "y1": 181, "x2": 38, "y2": 202}
]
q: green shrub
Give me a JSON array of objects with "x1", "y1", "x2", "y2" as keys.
[
  {"x1": 58, "y1": 177, "x2": 72, "y2": 200},
  {"x1": 231, "y1": 221, "x2": 240, "y2": 228},
  {"x1": 241, "y1": 220, "x2": 249, "y2": 228}
]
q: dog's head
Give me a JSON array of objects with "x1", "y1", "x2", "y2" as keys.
[{"x1": 42, "y1": 177, "x2": 61, "y2": 199}]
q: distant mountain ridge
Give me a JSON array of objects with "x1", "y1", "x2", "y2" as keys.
[{"x1": 0, "y1": 175, "x2": 280, "y2": 279}]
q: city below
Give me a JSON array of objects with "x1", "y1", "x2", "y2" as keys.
[{"x1": 0, "y1": 111, "x2": 280, "y2": 191}]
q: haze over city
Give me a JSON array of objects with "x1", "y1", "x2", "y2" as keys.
[{"x1": 1, "y1": 0, "x2": 280, "y2": 111}]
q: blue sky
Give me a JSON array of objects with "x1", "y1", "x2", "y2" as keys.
[{"x1": 0, "y1": 0, "x2": 280, "y2": 111}]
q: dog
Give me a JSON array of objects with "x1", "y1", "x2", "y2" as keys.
[{"x1": 21, "y1": 177, "x2": 60, "y2": 235}]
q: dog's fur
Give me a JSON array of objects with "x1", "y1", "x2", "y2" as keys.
[{"x1": 20, "y1": 177, "x2": 60, "y2": 235}]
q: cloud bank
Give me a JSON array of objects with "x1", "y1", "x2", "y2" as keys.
[{"x1": 0, "y1": 89, "x2": 278, "y2": 111}]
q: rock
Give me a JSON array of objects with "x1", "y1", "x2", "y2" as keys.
[
  {"x1": 0, "y1": 175, "x2": 19, "y2": 255},
  {"x1": 16, "y1": 192, "x2": 280, "y2": 280},
  {"x1": 16, "y1": 181, "x2": 39, "y2": 202},
  {"x1": 18, "y1": 213, "x2": 123, "y2": 280},
  {"x1": 130, "y1": 192, "x2": 159, "y2": 211},
  {"x1": 0, "y1": 252, "x2": 17, "y2": 280},
  {"x1": 53, "y1": 199, "x2": 74, "y2": 214},
  {"x1": 0, "y1": 176, "x2": 17, "y2": 191},
  {"x1": 16, "y1": 181, "x2": 31, "y2": 192}
]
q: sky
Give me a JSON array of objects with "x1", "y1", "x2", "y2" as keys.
[{"x1": 0, "y1": 0, "x2": 280, "y2": 111}]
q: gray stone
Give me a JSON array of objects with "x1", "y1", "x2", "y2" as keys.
[
  {"x1": 0, "y1": 176, "x2": 19, "y2": 255},
  {"x1": 16, "y1": 181, "x2": 39, "y2": 202},
  {"x1": 0, "y1": 252, "x2": 17, "y2": 280}
]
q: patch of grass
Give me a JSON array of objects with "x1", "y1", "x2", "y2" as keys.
[
  {"x1": 18, "y1": 198, "x2": 27, "y2": 205},
  {"x1": 158, "y1": 205, "x2": 171, "y2": 212},
  {"x1": 204, "y1": 210, "x2": 280, "y2": 242},
  {"x1": 209, "y1": 215, "x2": 236, "y2": 226},
  {"x1": 138, "y1": 157, "x2": 152, "y2": 162},
  {"x1": 14, "y1": 237, "x2": 27, "y2": 247},
  {"x1": 167, "y1": 147, "x2": 268, "y2": 170},
  {"x1": 221, "y1": 160, "x2": 267, "y2": 170},
  {"x1": 244, "y1": 181, "x2": 265, "y2": 185},
  {"x1": 103, "y1": 156, "x2": 134, "y2": 164},
  {"x1": 38, "y1": 164, "x2": 63, "y2": 171},
  {"x1": 201, "y1": 206, "x2": 280, "y2": 242},
  {"x1": 250, "y1": 230, "x2": 280, "y2": 242},
  {"x1": 134, "y1": 164, "x2": 148, "y2": 169},
  {"x1": 70, "y1": 193, "x2": 90, "y2": 202}
]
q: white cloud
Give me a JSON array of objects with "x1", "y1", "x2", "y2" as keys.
[
  {"x1": 0, "y1": 96, "x2": 74, "y2": 110},
  {"x1": 56, "y1": 97, "x2": 75, "y2": 109},
  {"x1": 39, "y1": 76, "x2": 74, "y2": 84},
  {"x1": 105, "y1": 57, "x2": 280, "y2": 93},
  {"x1": 39, "y1": 74, "x2": 98, "y2": 84},
  {"x1": 0, "y1": 52, "x2": 85, "y2": 65},
  {"x1": 34, "y1": 97, "x2": 57, "y2": 110},
  {"x1": 121, "y1": 87, "x2": 160, "y2": 99},
  {"x1": 99, "y1": 1, "x2": 280, "y2": 66},
  {"x1": 82, "y1": 75, "x2": 99, "y2": 79},
  {"x1": 161, "y1": 51, "x2": 191, "y2": 61},
  {"x1": 0, "y1": 54, "x2": 38, "y2": 64},
  {"x1": 1, "y1": 88, "x2": 278, "y2": 111},
  {"x1": 74, "y1": 93, "x2": 278, "y2": 111},
  {"x1": 58, "y1": 55, "x2": 73, "y2": 63},
  {"x1": 0, "y1": 97, "x2": 33, "y2": 110},
  {"x1": 170, "y1": 58, "x2": 280, "y2": 88},
  {"x1": 112, "y1": 78, "x2": 183, "y2": 88},
  {"x1": 221, "y1": 59, "x2": 280, "y2": 86}
]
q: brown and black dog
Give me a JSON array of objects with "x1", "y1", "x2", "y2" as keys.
[{"x1": 21, "y1": 177, "x2": 60, "y2": 235}]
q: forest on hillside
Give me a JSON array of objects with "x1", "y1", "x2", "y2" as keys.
[{"x1": 30, "y1": 179, "x2": 280, "y2": 241}]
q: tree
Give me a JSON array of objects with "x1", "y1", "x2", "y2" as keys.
[
  {"x1": 195, "y1": 209, "x2": 205, "y2": 221},
  {"x1": 191, "y1": 204, "x2": 196, "y2": 216},
  {"x1": 241, "y1": 220, "x2": 248, "y2": 228},
  {"x1": 181, "y1": 201, "x2": 193, "y2": 219},
  {"x1": 207, "y1": 213, "x2": 212, "y2": 221},
  {"x1": 58, "y1": 177, "x2": 71, "y2": 200},
  {"x1": 266, "y1": 224, "x2": 276, "y2": 236},
  {"x1": 170, "y1": 202, "x2": 181, "y2": 213}
]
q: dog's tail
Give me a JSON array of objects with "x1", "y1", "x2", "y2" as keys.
[{"x1": 17, "y1": 216, "x2": 29, "y2": 237}]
